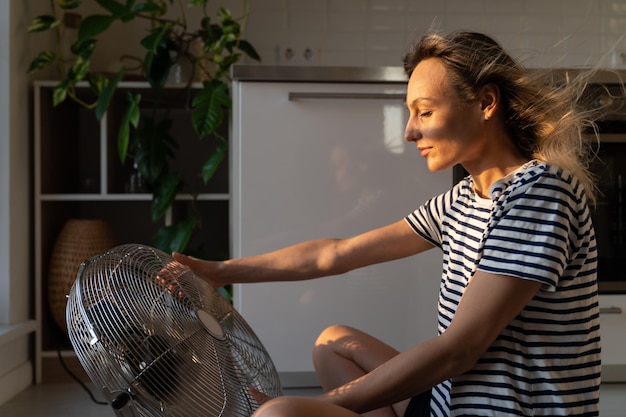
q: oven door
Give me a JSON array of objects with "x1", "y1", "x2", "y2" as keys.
[{"x1": 591, "y1": 133, "x2": 626, "y2": 293}]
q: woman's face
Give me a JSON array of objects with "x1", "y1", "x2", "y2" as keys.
[{"x1": 404, "y1": 58, "x2": 487, "y2": 172}]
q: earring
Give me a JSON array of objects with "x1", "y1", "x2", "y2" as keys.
[{"x1": 484, "y1": 115, "x2": 490, "y2": 121}]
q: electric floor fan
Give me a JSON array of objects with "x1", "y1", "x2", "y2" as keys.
[{"x1": 66, "y1": 244, "x2": 283, "y2": 417}]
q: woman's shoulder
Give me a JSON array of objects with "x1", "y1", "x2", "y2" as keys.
[
  {"x1": 493, "y1": 160, "x2": 588, "y2": 211},
  {"x1": 494, "y1": 160, "x2": 580, "y2": 194}
]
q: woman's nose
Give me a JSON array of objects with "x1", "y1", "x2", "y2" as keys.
[
  {"x1": 404, "y1": 116, "x2": 422, "y2": 142},
  {"x1": 404, "y1": 126, "x2": 421, "y2": 143}
]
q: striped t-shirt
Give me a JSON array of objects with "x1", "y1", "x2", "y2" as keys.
[{"x1": 405, "y1": 160, "x2": 601, "y2": 416}]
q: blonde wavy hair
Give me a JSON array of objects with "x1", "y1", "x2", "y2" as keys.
[{"x1": 403, "y1": 31, "x2": 604, "y2": 205}]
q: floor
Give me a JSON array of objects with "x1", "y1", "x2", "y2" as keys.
[
  {"x1": 0, "y1": 382, "x2": 322, "y2": 417},
  {"x1": 1, "y1": 382, "x2": 625, "y2": 416}
]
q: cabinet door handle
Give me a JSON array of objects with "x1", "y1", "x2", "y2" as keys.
[
  {"x1": 288, "y1": 92, "x2": 406, "y2": 101},
  {"x1": 600, "y1": 306, "x2": 623, "y2": 314}
]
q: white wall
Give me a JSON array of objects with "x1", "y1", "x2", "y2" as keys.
[
  {"x1": 60, "y1": 0, "x2": 626, "y2": 76},
  {"x1": 243, "y1": 0, "x2": 622, "y2": 69},
  {"x1": 0, "y1": 0, "x2": 49, "y2": 406},
  {"x1": 65, "y1": 0, "x2": 626, "y2": 74},
  {"x1": 0, "y1": 0, "x2": 10, "y2": 328}
]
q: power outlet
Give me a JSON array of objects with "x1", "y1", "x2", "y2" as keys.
[
  {"x1": 610, "y1": 50, "x2": 626, "y2": 68},
  {"x1": 276, "y1": 45, "x2": 320, "y2": 65}
]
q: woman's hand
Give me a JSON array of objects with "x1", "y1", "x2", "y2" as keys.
[
  {"x1": 249, "y1": 387, "x2": 274, "y2": 406},
  {"x1": 172, "y1": 252, "x2": 226, "y2": 289}
]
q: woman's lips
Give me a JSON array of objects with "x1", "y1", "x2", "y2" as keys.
[{"x1": 418, "y1": 146, "x2": 432, "y2": 157}]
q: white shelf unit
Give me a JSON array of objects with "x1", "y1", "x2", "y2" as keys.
[{"x1": 33, "y1": 81, "x2": 230, "y2": 383}]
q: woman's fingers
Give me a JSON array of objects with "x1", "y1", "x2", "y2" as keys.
[{"x1": 249, "y1": 386, "x2": 274, "y2": 405}]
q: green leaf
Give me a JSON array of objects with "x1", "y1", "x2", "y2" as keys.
[
  {"x1": 27, "y1": 51, "x2": 56, "y2": 74},
  {"x1": 202, "y1": 141, "x2": 227, "y2": 183},
  {"x1": 95, "y1": 67, "x2": 125, "y2": 120},
  {"x1": 141, "y1": 26, "x2": 176, "y2": 89},
  {"x1": 134, "y1": 117, "x2": 177, "y2": 183},
  {"x1": 27, "y1": 15, "x2": 61, "y2": 33},
  {"x1": 192, "y1": 81, "x2": 231, "y2": 137},
  {"x1": 132, "y1": 2, "x2": 162, "y2": 14},
  {"x1": 95, "y1": 0, "x2": 134, "y2": 21},
  {"x1": 77, "y1": 15, "x2": 115, "y2": 42},
  {"x1": 67, "y1": 56, "x2": 90, "y2": 82},
  {"x1": 145, "y1": 44, "x2": 174, "y2": 89},
  {"x1": 216, "y1": 7, "x2": 232, "y2": 23},
  {"x1": 151, "y1": 172, "x2": 183, "y2": 221},
  {"x1": 188, "y1": 0, "x2": 208, "y2": 7},
  {"x1": 153, "y1": 216, "x2": 197, "y2": 253},
  {"x1": 202, "y1": 24, "x2": 223, "y2": 48},
  {"x1": 56, "y1": 0, "x2": 82, "y2": 9},
  {"x1": 118, "y1": 121, "x2": 130, "y2": 164},
  {"x1": 71, "y1": 38, "x2": 97, "y2": 59},
  {"x1": 238, "y1": 39, "x2": 261, "y2": 61},
  {"x1": 87, "y1": 73, "x2": 108, "y2": 95},
  {"x1": 127, "y1": 92, "x2": 141, "y2": 128},
  {"x1": 117, "y1": 93, "x2": 142, "y2": 163},
  {"x1": 53, "y1": 81, "x2": 69, "y2": 106},
  {"x1": 140, "y1": 30, "x2": 165, "y2": 53},
  {"x1": 217, "y1": 286, "x2": 232, "y2": 303}
]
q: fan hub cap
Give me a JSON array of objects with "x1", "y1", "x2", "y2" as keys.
[{"x1": 194, "y1": 308, "x2": 225, "y2": 340}]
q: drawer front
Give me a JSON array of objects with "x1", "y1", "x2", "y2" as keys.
[{"x1": 600, "y1": 295, "x2": 626, "y2": 381}]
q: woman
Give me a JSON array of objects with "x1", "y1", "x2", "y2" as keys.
[{"x1": 175, "y1": 31, "x2": 602, "y2": 416}]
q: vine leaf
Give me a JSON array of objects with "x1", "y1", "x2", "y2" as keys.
[
  {"x1": 95, "y1": 67, "x2": 125, "y2": 121},
  {"x1": 238, "y1": 39, "x2": 261, "y2": 61},
  {"x1": 202, "y1": 141, "x2": 227, "y2": 183},
  {"x1": 153, "y1": 216, "x2": 198, "y2": 253},
  {"x1": 57, "y1": 0, "x2": 82, "y2": 9},
  {"x1": 53, "y1": 80, "x2": 71, "y2": 106},
  {"x1": 117, "y1": 92, "x2": 141, "y2": 163},
  {"x1": 134, "y1": 117, "x2": 177, "y2": 184},
  {"x1": 27, "y1": 15, "x2": 60, "y2": 33},
  {"x1": 151, "y1": 172, "x2": 183, "y2": 222},
  {"x1": 192, "y1": 80, "x2": 231, "y2": 138},
  {"x1": 27, "y1": 51, "x2": 56, "y2": 74},
  {"x1": 77, "y1": 15, "x2": 115, "y2": 42}
]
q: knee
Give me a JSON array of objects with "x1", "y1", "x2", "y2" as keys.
[
  {"x1": 312, "y1": 324, "x2": 355, "y2": 363},
  {"x1": 252, "y1": 397, "x2": 315, "y2": 417}
]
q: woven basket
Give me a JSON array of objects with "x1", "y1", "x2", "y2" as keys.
[{"x1": 47, "y1": 219, "x2": 116, "y2": 333}]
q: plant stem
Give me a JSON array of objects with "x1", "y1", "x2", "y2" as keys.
[{"x1": 49, "y1": 0, "x2": 65, "y2": 79}]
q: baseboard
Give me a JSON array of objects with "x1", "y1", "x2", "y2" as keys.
[
  {"x1": 0, "y1": 320, "x2": 36, "y2": 346},
  {"x1": 603, "y1": 364, "x2": 626, "y2": 382},
  {"x1": 0, "y1": 361, "x2": 33, "y2": 406},
  {"x1": 278, "y1": 371, "x2": 320, "y2": 389},
  {"x1": 41, "y1": 352, "x2": 90, "y2": 384}
]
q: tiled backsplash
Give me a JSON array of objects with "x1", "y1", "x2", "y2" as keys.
[{"x1": 236, "y1": 0, "x2": 626, "y2": 69}]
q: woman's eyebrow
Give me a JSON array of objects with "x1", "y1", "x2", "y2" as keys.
[{"x1": 407, "y1": 97, "x2": 436, "y2": 107}]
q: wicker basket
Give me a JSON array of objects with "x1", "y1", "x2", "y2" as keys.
[{"x1": 47, "y1": 219, "x2": 116, "y2": 333}]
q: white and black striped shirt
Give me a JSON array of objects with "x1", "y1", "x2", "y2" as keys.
[{"x1": 405, "y1": 160, "x2": 601, "y2": 416}]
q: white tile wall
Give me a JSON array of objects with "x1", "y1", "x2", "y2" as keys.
[{"x1": 238, "y1": 0, "x2": 626, "y2": 69}]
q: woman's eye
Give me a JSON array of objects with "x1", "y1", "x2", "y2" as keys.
[{"x1": 419, "y1": 111, "x2": 432, "y2": 118}]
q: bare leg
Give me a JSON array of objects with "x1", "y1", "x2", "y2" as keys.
[
  {"x1": 312, "y1": 324, "x2": 411, "y2": 417},
  {"x1": 253, "y1": 396, "x2": 361, "y2": 417}
]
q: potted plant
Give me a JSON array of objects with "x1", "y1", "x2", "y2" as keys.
[{"x1": 28, "y1": 0, "x2": 260, "y2": 256}]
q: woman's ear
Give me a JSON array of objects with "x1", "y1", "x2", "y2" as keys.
[{"x1": 480, "y1": 83, "x2": 499, "y2": 120}]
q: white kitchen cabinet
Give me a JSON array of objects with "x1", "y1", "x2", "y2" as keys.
[{"x1": 231, "y1": 67, "x2": 451, "y2": 386}]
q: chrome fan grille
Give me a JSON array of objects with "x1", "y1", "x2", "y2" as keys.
[{"x1": 66, "y1": 244, "x2": 282, "y2": 417}]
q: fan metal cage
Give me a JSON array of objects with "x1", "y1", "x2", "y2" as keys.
[{"x1": 66, "y1": 244, "x2": 283, "y2": 417}]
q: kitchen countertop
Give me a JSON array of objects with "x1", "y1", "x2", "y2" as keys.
[
  {"x1": 231, "y1": 64, "x2": 408, "y2": 83},
  {"x1": 231, "y1": 64, "x2": 626, "y2": 85}
]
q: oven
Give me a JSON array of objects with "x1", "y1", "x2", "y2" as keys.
[
  {"x1": 451, "y1": 73, "x2": 626, "y2": 294},
  {"x1": 588, "y1": 81, "x2": 626, "y2": 293}
]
